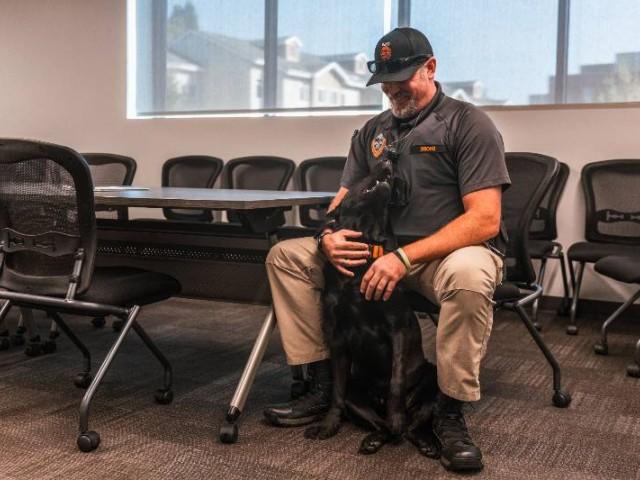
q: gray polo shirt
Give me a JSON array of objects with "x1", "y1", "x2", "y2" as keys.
[{"x1": 341, "y1": 83, "x2": 510, "y2": 238}]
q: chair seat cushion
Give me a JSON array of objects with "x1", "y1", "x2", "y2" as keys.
[
  {"x1": 528, "y1": 239, "x2": 555, "y2": 259},
  {"x1": 594, "y1": 256, "x2": 640, "y2": 284},
  {"x1": 493, "y1": 282, "x2": 526, "y2": 302},
  {"x1": 567, "y1": 242, "x2": 639, "y2": 263},
  {"x1": 77, "y1": 267, "x2": 181, "y2": 306}
]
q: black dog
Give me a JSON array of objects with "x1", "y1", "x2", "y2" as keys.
[{"x1": 305, "y1": 159, "x2": 439, "y2": 456}]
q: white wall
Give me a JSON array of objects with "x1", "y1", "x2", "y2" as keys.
[{"x1": 2, "y1": 0, "x2": 640, "y2": 302}]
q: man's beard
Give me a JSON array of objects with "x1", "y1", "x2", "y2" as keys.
[{"x1": 389, "y1": 96, "x2": 420, "y2": 119}]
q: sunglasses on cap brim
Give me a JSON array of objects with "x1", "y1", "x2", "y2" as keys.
[{"x1": 366, "y1": 54, "x2": 432, "y2": 74}]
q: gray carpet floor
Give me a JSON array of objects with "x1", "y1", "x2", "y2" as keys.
[{"x1": 0, "y1": 298, "x2": 639, "y2": 480}]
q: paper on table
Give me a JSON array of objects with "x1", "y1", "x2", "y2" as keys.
[{"x1": 93, "y1": 186, "x2": 150, "y2": 192}]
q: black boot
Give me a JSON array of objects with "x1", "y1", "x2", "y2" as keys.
[
  {"x1": 263, "y1": 359, "x2": 332, "y2": 427},
  {"x1": 432, "y1": 392, "x2": 483, "y2": 472}
]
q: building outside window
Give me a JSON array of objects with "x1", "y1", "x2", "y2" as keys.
[{"x1": 132, "y1": 0, "x2": 640, "y2": 117}]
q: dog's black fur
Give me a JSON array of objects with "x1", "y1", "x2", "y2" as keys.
[{"x1": 304, "y1": 159, "x2": 439, "y2": 456}]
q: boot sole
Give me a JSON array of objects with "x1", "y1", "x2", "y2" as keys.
[
  {"x1": 263, "y1": 411, "x2": 325, "y2": 427},
  {"x1": 434, "y1": 433, "x2": 484, "y2": 472},
  {"x1": 440, "y1": 455, "x2": 484, "y2": 472}
]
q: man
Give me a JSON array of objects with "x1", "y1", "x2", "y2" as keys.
[{"x1": 264, "y1": 27, "x2": 509, "y2": 472}]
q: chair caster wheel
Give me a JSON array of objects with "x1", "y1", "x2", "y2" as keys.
[
  {"x1": 74, "y1": 372, "x2": 93, "y2": 389},
  {"x1": 154, "y1": 389, "x2": 173, "y2": 405},
  {"x1": 627, "y1": 364, "x2": 640, "y2": 378},
  {"x1": 566, "y1": 325, "x2": 578, "y2": 335},
  {"x1": 0, "y1": 337, "x2": 9, "y2": 351},
  {"x1": 112, "y1": 320, "x2": 124, "y2": 332},
  {"x1": 25, "y1": 342, "x2": 43, "y2": 357},
  {"x1": 552, "y1": 391, "x2": 572, "y2": 408},
  {"x1": 42, "y1": 340, "x2": 56, "y2": 354},
  {"x1": 92, "y1": 317, "x2": 106, "y2": 328},
  {"x1": 594, "y1": 343, "x2": 608, "y2": 355},
  {"x1": 533, "y1": 322, "x2": 542, "y2": 332},
  {"x1": 16, "y1": 326, "x2": 26, "y2": 335},
  {"x1": 219, "y1": 422, "x2": 238, "y2": 444},
  {"x1": 49, "y1": 330, "x2": 60, "y2": 340},
  {"x1": 77, "y1": 430, "x2": 101, "y2": 452}
]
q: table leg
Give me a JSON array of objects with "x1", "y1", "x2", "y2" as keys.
[{"x1": 219, "y1": 307, "x2": 277, "y2": 444}]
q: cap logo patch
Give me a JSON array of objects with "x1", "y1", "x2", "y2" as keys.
[
  {"x1": 380, "y1": 42, "x2": 392, "y2": 61},
  {"x1": 371, "y1": 133, "x2": 387, "y2": 158}
]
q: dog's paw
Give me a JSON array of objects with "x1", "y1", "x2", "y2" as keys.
[{"x1": 358, "y1": 431, "x2": 389, "y2": 455}]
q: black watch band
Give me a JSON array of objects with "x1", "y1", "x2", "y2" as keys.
[{"x1": 315, "y1": 230, "x2": 332, "y2": 251}]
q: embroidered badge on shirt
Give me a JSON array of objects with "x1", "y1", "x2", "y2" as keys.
[
  {"x1": 380, "y1": 42, "x2": 392, "y2": 61},
  {"x1": 371, "y1": 133, "x2": 387, "y2": 158}
]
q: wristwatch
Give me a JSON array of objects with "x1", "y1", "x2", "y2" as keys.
[{"x1": 315, "y1": 229, "x2": 332, "y2": 252}]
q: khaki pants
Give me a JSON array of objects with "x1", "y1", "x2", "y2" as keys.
[{"x1": 266, "y1": 237, "x2": 503, "y2": 402}]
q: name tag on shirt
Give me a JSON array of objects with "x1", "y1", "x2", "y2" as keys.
[{"x1": 410, "y1": 144, "x2": 447, "y2": 154}]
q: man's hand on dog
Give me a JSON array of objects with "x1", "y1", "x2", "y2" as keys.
[
  {"x1": 322, "y1": 229, "x2": 370, "y2": 277},
  {"x1": 361, "y1": 253, "x2": 407, "y2": 301}
]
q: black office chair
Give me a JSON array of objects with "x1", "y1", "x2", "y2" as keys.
[
  {"x1": 566, "y1": 160, "x2": 640, "y2": 335},
  {"x1": 592, "y1": 255, "x2": 640, "y2": 377},
  {"x1": 296, "y1": 156, "x2": 346, "y2": 228},
  {"x1": 528, "y1": 161, "x2": 571, "y2": 328},
  {"x1": 83, "y1": 153, "x2": 137, "y2": 221},
  {"x1": 162, "y1": 155, "x2": 224, "y2": 222},
  {"x1": 221, "y1": 156, "x2": 295, "y2": 225},
  {"x1": 8, "y1": 153, "x2": 139, "y2": 343},
  {"x1": 405, "y1": 152, "x2": 571, "y2": 408},
  {"x1": 0, "y1": 139, "x2": 180, "y2": 452}
]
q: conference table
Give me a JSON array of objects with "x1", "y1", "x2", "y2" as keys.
[{"x1": 93, "y1": 186, "x2": 335, "y2": 444}]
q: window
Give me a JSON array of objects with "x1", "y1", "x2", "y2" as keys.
[
  {"x1": 566, "y1": 0, "x2": 640, "y2": 103},
  {"x1": 132, "y1": 0, "x2": 387, "y2": 116},
  {"x1": 411, "y1": 1, "x2": 557, "y2": 106},
  {"x1": 131, "y1": 0, "x2": 640, "y2": 117}
]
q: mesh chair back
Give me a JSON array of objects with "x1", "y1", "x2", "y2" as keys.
[
  {"x1": 0, "y1": 139, "x2": 96, "y2": 296},
  {"x1": 162, "y1": 155, "x2": 224, "y2": 222},
  {"x1": 503, "y1": 153, "x2": 558, "y2": 284},
  {"x1": 529, "y1": 161, "x2": 569, "y2": 241},
  {"x1": 221, "y1": 156, "x2": 295, "y2": 190},
  {"x1": 222, "y1": 156, "x2": 295, "y2": 223},
  {"x1": 295, "y1": 156, "x2": 346, "y2": 228},
  {"x1": 83, "y1": 153, "x2": 137, "y2": 221},
  {"x1": 582, "y1": 159, "x2": 640, "y2": 244}
]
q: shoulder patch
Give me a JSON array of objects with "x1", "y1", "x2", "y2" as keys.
[{"x1": 371, "y1": 133, "x2": 386, "y2": 158}]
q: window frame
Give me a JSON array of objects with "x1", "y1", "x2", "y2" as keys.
[{"x1": 128, "y1": 0, "x2": 640, "y2": 119}]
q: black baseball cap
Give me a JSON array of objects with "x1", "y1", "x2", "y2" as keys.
[{"x1": 366, "y1": 27, "x2": 434, "y2": 86}]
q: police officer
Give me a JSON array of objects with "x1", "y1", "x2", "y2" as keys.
[{"x1": 263, "y1": 27, "x2": 510, "y2": 472}]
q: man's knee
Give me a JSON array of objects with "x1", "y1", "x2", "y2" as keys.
[
  {"x1": 434, "y1": 247, "x2": 501, "y2": 298},
  {"x1": 266, "y1": 237, "x2": 313, "y2": 267},
  {"x1": 266, "y1": 237, "x2": 324, "y2": 287},
  {"x1": 266, "y1": 239, "x2": 289, "y2": 266}
]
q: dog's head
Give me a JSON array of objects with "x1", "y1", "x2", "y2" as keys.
[{"x1": 327, "y1": 158, "x2": 394, "y2": 244}]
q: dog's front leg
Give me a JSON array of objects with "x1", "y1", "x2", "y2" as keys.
[
  {"x1": 305, "y1": 348, "x2": 350, "y2": 440},
  {"x1": 388, "y1": 329, "x2": 409, "y2": 440}
]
